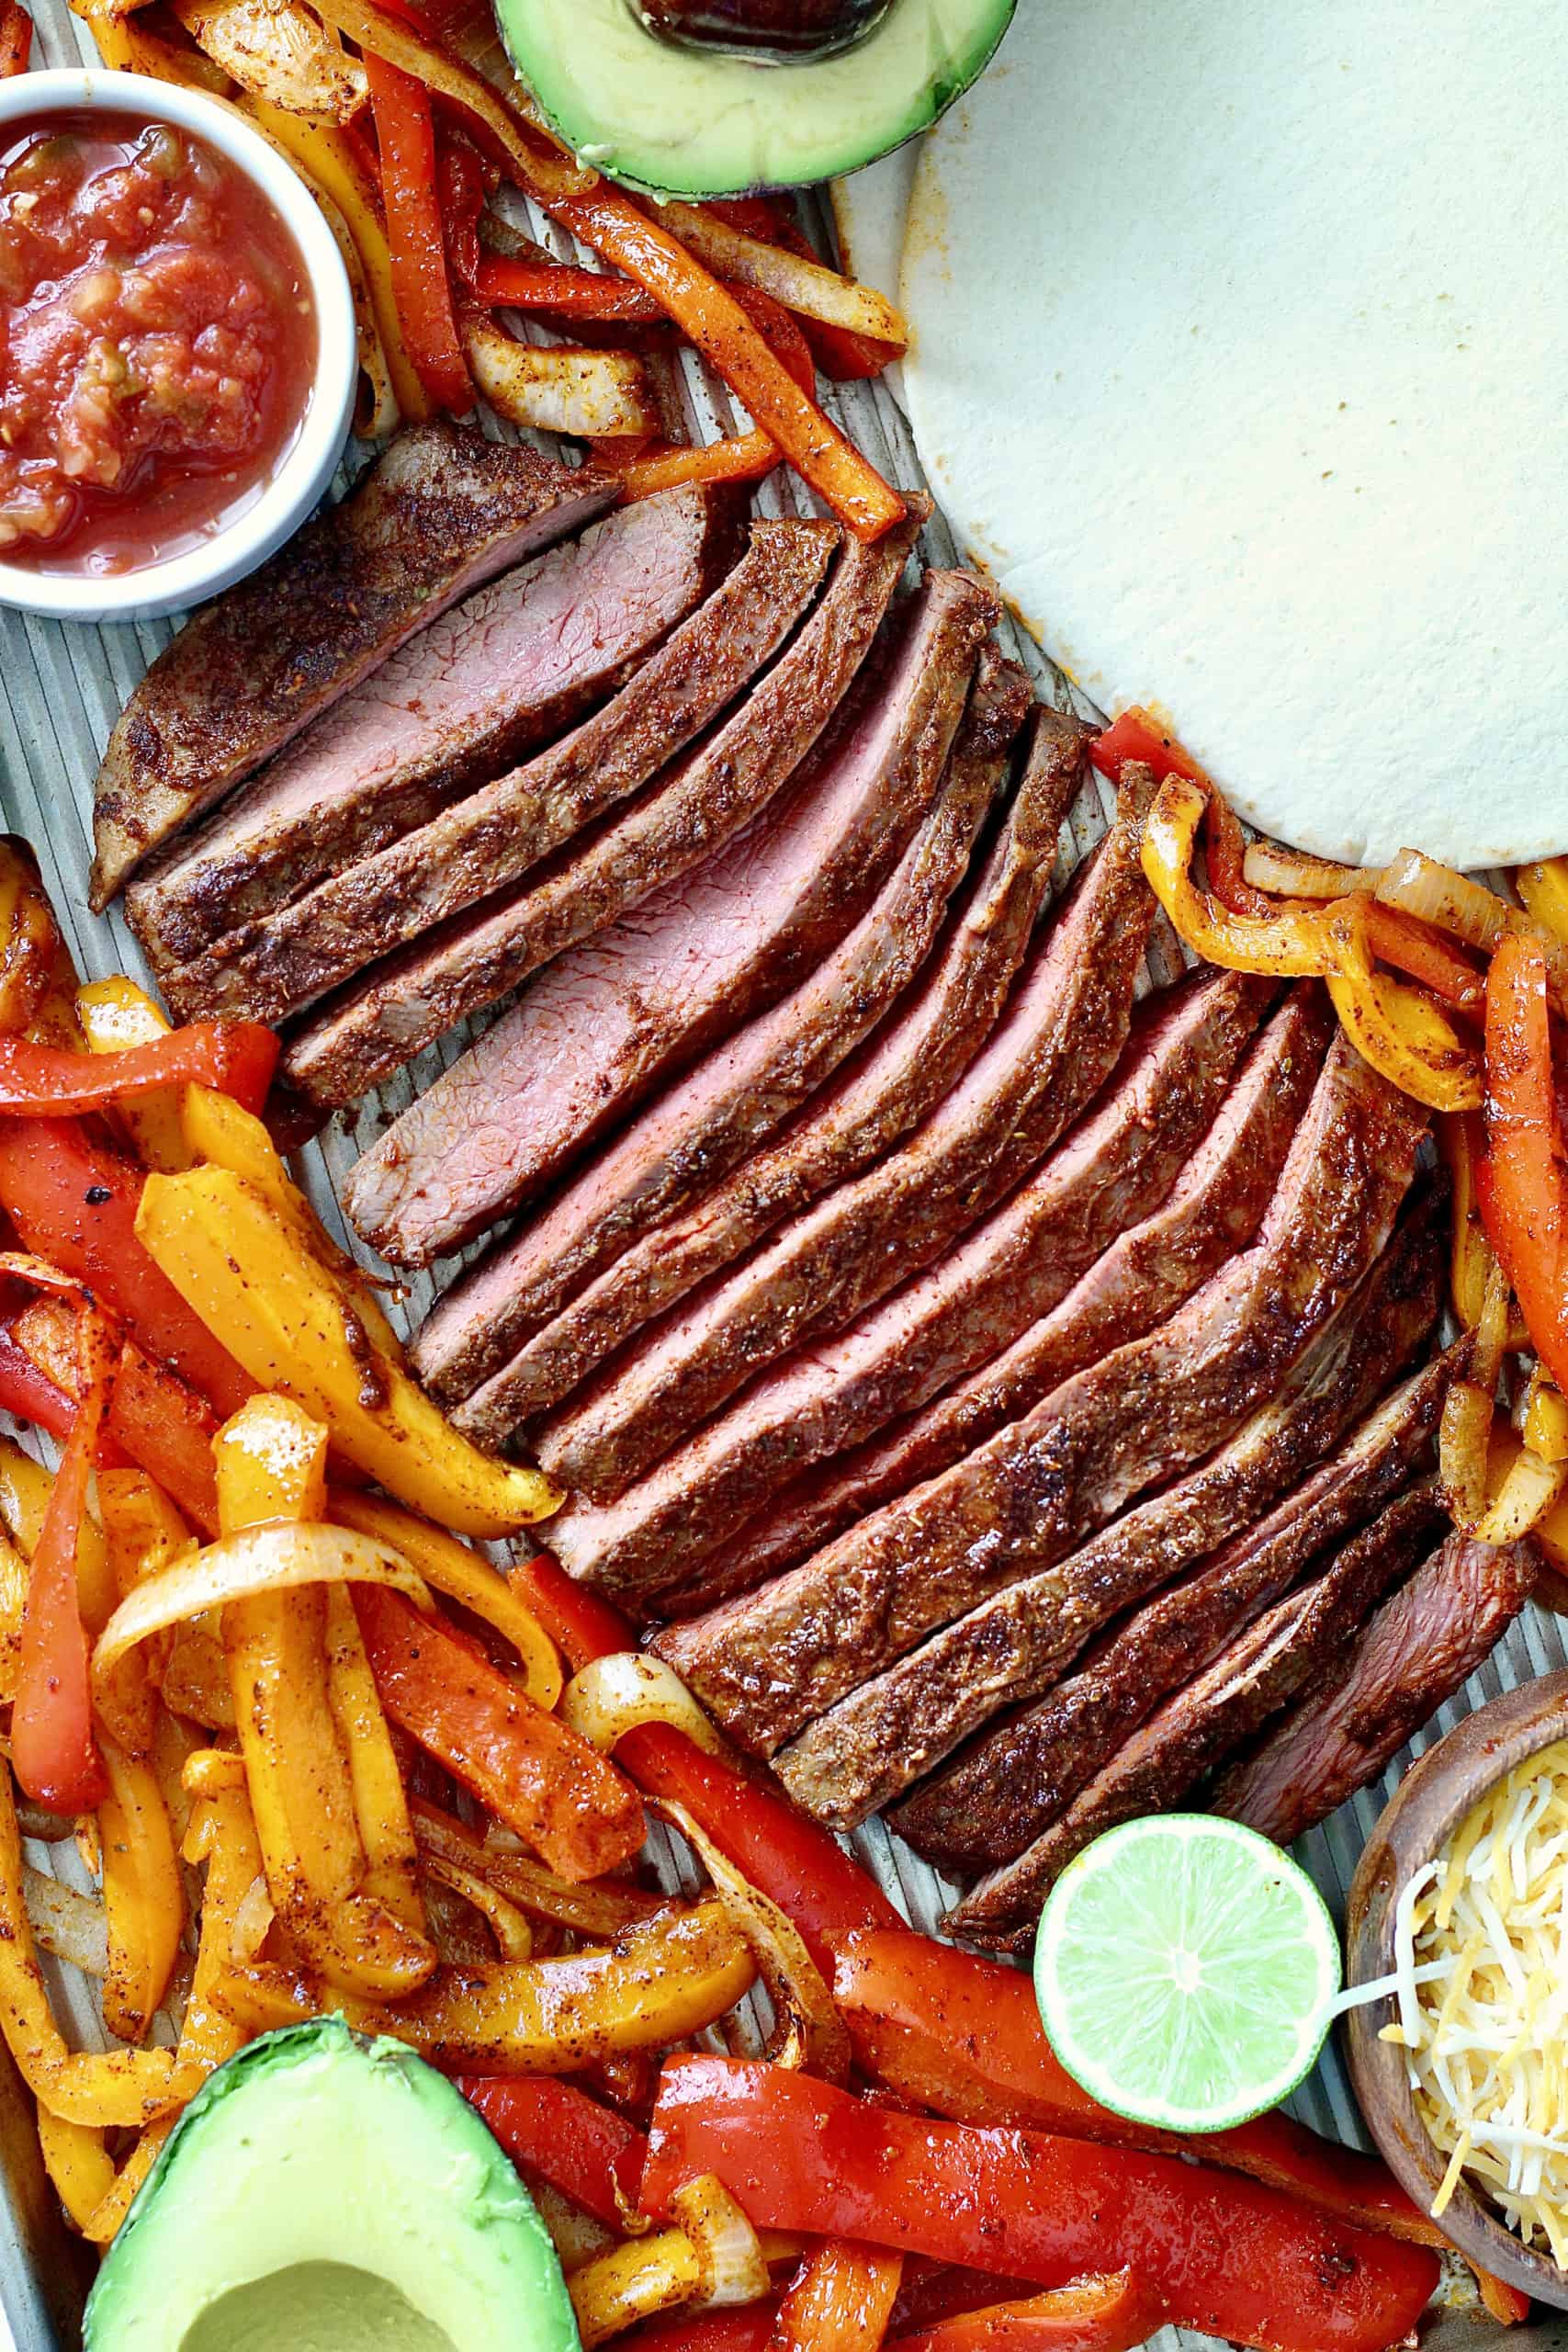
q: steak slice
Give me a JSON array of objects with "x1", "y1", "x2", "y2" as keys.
[
  {"x1": 892, "y1": 1346, "x2": 1454, "y2": 1873},
  {"x1": 949, "y1": 1483, "x2": 1450, "y2": 1949},
  {"x1": 164, "y1": 519, "x2": 840, "y2": 1029},
  {"x1": 1213, "y1": 1532, "x2": 1541, "y2": 1846},
  {"x1": 543, "y1": 967, "x2": 1270, "y2": 1584},
  {"x1": 545, "y1": 801, "x2": 1159, "y2": 1574},
  {"x1": 289, "y1": 502, "x2": 928, "y2": 1120},
  {"x1": 432, "y1": 700, "x2": 1086, "y2": 1415},
  {"x1": 455, "y1": 652, "x2": 1030, "y2": 1452},
  {"x1": 346, "y1": 562, "x2": 993, "y2": 1268},
  {"x1": 662, "y1": 1039, "x2": 1431, "y2": 1768},
  {"x1": 138, "y1": 487, "x2": 729, "y2": 998},
  {"x1": 90, "y1": 420, "x2": 614, "y2": 908},
  {"x1": 690, "y1": 985, "x2": 1330, "y2": 1613}
]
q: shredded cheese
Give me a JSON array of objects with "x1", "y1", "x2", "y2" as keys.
[{"x1": 1393, "y1": 1738, "x2": 1568, "y2": 2264}]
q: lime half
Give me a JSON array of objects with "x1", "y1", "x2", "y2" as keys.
[{"x1": 1033, "y1": 1814, "x2": 1341, "y2": 2133}]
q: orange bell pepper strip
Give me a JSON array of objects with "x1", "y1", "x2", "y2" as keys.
[
  {"x1": 475, "y1": 254, "x2": 663, "y2": 324},
  {"x1": 772, "y1": 2244, "x2": 904, "y2": 2351},
  {"x1": 354, "y1": 1584, "x2": 645, "y2": 1882},
  {"x1": 97, "y1": 1732, "x2": 185, "y2": 2044},
  {"x1": 0, "y1": 1320, "x2": 77, "y2": 1443},
  {"x1": 10, "y1": 1311, "x2": 114, "y2": 1813},
  {"x1": 1480, "y1": 929, "x2": 1568, "y2": 1397},
  {"x1": 460, "y1": 2076, "x2": 648, "y2": 2228},
  {"x1": 513, "y1": 1554, "x2": 900, "y2": 1967},
  {"x1": 643, "y1": 2060, "x2": 1439, "y2": 2352},
  {"x1": 551, "y1": 191, "x2": 905, "y2": 545},
  {"x1": 0, "y1": 0, "x2": 31, "y2": 78},
  {"x1": 830, "y1": 1929, "x2": 1452, "y2": 2256},
  {"x1": 889, "y1": 2273, "x2": 1160, "y2": 2352},
  {"x1": 1361, "y1": 902, "x2": 1484, "y2": 1016},
  {"x1": 0, "y1": 1121, "x2": 252, "y2": 1419},
  {"x1": 0, "y1": 1024, "x2": 276, "y2": 1118},
  {"x1": 366, "y1": 51, "x2": 474, "y2": 415},
  {"x1": 107, "y1": 1345, "x2": 220, "y2": 1535}
]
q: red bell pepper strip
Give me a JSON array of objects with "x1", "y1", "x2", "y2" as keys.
[
  {"x1": 1090, "y1": 708, "x2": 1275, "y2": 918},
  {"x1": 773, "y1": 2242, "x2": 904, "y2": 2350},
  {"x1": 475, "y1": 254, "x2": 663, "y2": 324},
  {"x1": 625, "y1": 2314, "x2": 778, "y2": 2352},
  {"x1": 366, "y1": 51, "x2": 474, "y2": 415},
  {"x1": 642, "y1": 2059, "x2": 1439, "y2": 2352},
  {"x1": 107, "y1": 1344, "x2": 220, "y2": 1535},
  {"x1": 830, "y1": 1929, "x2": 1446, "y2": 2253},
  {"x1": 0, "y1": 1025, "x2": 276, "y2": 1118},
  {"x1": 459, "y1": 2076, "x2": 646, "y2": 2228},
  {"x1": 436, "y1": 132, "x2": 487, "y2": 293},
  {"x1": 890, "y1": 2272, "x2": 1160, "y2": 2352},
  {"x1": 354, "y1": 1584, "x2": 645, "y2": 1881},
  {"x1": 0, "y1": 1320, "x2": 76, "y2": 1442},
  {"x1": 511, "y1": 1554, "x2": 900, "y2": 1968},
  {"x1": 11, "y1": 1313, "x2": 113, "y2": 1812},
  {"x1": 1481, "y1": 930, "x2": 1568, "y2": 1396}
]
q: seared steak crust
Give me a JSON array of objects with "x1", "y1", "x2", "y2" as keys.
[{"x1": 91, "y1": 421, "x2": 613, "y2": 907}]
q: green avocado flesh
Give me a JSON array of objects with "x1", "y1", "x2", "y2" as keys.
[
  {"x1": 495, "y1": 0, "x2": 1017, "y2": 197},
  {"x1": 83, "y1": 2018, "x2": 580, "y2": 2352}
]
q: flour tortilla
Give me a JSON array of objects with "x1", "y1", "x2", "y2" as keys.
[{"x1": 901, "y1": 0, "x2": 1568, "y2": 866}]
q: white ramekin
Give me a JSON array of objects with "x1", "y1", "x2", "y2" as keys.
[{"x1": 0, "y1": 67, "x2": 357, "y2": 624}]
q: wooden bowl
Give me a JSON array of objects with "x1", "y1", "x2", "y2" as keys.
[{"x1": 1347, "y1": 1669, "x2": 1568, "y2": 2312}]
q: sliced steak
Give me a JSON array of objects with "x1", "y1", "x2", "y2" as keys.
[
  {"x1": 434, "y1": 700, "x2": 1085, "y2": 1415},
  {"x1": 950, "y1": 1484, "x2": 1450, "y2": 1949},
  {"x1": 690, "y1": 986, "x2": 1329, "y2": 1613},
  {"x1": 544, "y1": 967, "x2": 1269, "y2": 1583},
  {"x1": 346, "y1": 562, "x2": 992, "y2": 1268},
  {"x1": 90, "y1": 421, "x2": 613, "y2": 908},
  {"x1": 138, "y1": 487, "x2": 729, "y2": 997},
  {"x1": 1213, "y1": 1533, "x2": 1541, "y2": 1846},
  {"x1": 892, "y1": 1348, "x2": 1454, "y2": 1873},
  {"x1": 166, "y1": 519, "x2": 840, "y2": 1029},
  {"x1": 456, "y1": 653, "x2": 1029, "y2": 1452},
  {"x1": 545, "y1": 804, "x2": 1159, "y2": 1577},
  {"x1": 290, "y1": 502, "x2": 928, "y2": 1120},
  {"x1": 663, "y1": 1039, "x2": 1431, "y2": 1768}
]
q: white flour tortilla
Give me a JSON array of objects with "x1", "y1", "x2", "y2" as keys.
[{"x1": 902, "y1": 0, "x2": 1568, "y2": 865}]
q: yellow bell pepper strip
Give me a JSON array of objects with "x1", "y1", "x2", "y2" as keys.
[
  {"x1": 323, "y1": 1580, "x2": 426, "y2": 1934},
  {"x1": 217, "y1": 1396, "x2": 437, "y2": 2002},
  {"x1": 216, "y1": 1897, "x2": 756, "y2": 2072},
  {"x1": 329, "y1": 1489, "x2": 560, "y2": 1710},
  {"x1": 0, "y1": 838, "x2": 79, "y2": 1047},
  {"x1": 1481, "y1": 931, "x2": 1568, "y2": 1399},
  {"x1": 355, "y1": 1584, "x2": 645, "y2": 1883},
  {"x1": 570, "y1": 2226, "x2": 705, "y2": 2346},
  {"x1": 97, "y1": 1732, "x2": 185, "y2": 2045},
  {"x1": 771, "y1": 2243, "x2": 904, "y2": 2352},
  {"x1": 1517, "y1": 854, "x2": 1568, "y2": 952},
  {"x1": 0, "y1": 1773, "x2": 180, "y2": 2129},
  {"x1": 12, "y1": 1311, "x2": 115, "y2": 1814},
  {"x1": 36, "y1": 2108, "x2": 117, "y2": 2233},
  {"x1": 0, "y1": 1435, "x2": 54, "y2": 1555},
  {"x1": 135, "y1": 1165, "x2": 560, "y2": 1536},
  {"x1": 82, "y1": 2118, "x2": 175, "y2": 2247},
  {"x1": 1437, "y1": 1113, "x2": 1530, "y2": 1344},
  {"x1": 73, "y1": 979, "x2": 189, "y2": 1173},
  {"x1": 182, "y1": 1086, "x2": 405, "y2": 1362},
  {"x1": 1524, "y1": 1371, "x2": 1568, "y2": 1464},
  {"x1": 1323, "y1": 910, "x2": 1483, "y2": 1111},
  {"x1": 174, "y1": 1781, "x2": 263, "y2": 2089},
  {"x1": 0, "y1": 1516, "x2": 25, "y2": 1705}
]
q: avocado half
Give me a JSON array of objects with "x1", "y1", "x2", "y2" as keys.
[
  {"x1": 84, "y1": 2018, "x2": 579, "y2": 2352},
  {"x1": 496, "y1": 0, "x2": 1017, "y2": 198}
]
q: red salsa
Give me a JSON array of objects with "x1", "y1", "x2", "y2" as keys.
[{"x1": 0, "y1": 109, "x2": 317, "y2": 574}]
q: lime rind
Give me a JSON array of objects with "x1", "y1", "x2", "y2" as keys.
[{"x1": 1033, "y1": 1814, "x2": 1341, "y2": 2134}]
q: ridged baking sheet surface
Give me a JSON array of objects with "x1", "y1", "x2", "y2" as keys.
[{"x1": 3, "y1": 8, "x2": 1567, "y2": 2344}]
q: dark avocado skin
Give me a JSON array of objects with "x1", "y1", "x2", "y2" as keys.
[{"x1": 639, "y1": 0, "x2": 893, "y2": 58}]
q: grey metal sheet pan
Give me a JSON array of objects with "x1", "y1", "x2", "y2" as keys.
[{"x1": 4, "y1": 8, "x2": 1568, "y2": 2342}]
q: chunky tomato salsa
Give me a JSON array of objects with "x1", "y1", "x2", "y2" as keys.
[{"x1": 0, "y1": 110, "x2": 317, "y2": 573}]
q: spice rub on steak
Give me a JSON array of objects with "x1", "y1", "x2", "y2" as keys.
[
  {"x1": 435, "y1": 698, "x2": 1084, "y2": 1420},
  {"x1": 660, "y1": 1037, "x2": 1430, "y2": 1769},
  {"x1": 290, "y1": 502, "x2": 928, "y2": 1121},
  {"x1": 452, "y1": 651, "x2": 1029, "y2": 1453},
  {"x1": 167, "y1": 518, "x2": 840, "y2": 1029},
  {"x1": 345, "y1": 559, "x2": 993, "y2": 1269},
  {"x1": 91, "y1": 419, "x2": 614, "y2": 908},
  {"x1": 541, "y1": 796, "x2": 1158, "y2": 1585},
  {"x1": 540, "y1": 967, "x2": 1269, "y2": 1597},
  {"x1": 137, "y1": 486, "x2": 730, "y2": 1000},
  {"x1": 891, "y1": 1346, "x2": 1454, "y2": 1876},
  {"x1": 677, "y1": 983, "x2": 1328, "y2": 1615}
]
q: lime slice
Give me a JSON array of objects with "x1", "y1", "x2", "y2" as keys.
[{"x1": 1033, "y1": 1814, "x2": 1341, "y2": 2133}]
